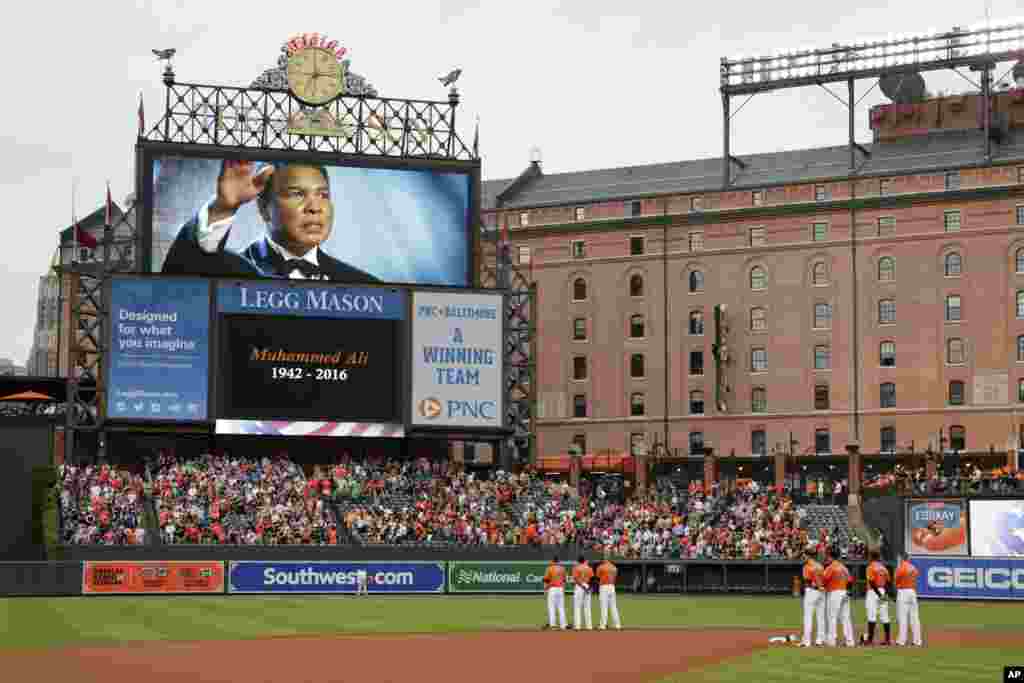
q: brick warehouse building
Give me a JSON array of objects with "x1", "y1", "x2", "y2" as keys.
[{"x1": 482, "y1": 89, "x2": 1024, "y2": 495}]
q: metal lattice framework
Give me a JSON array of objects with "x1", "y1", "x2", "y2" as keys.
[
  {"x1": 479, "y1": 240, "x2": 536, "y2": 464},
  {"x1": 141, "y1": 69, "x2": 474, "y2": 161},
  {"x1": 56, "y1": 210, "x2": 139, "y2": 460}
]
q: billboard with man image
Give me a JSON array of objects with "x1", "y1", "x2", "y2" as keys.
[
  {"x1": 144, "y1": 151, "x2": 475, "y2": 287},
  {"x1": 906, "y1": 499, "x2": 969, "y2": 556}
]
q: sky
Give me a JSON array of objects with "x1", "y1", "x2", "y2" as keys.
[{"x1": 1, "y1": 0, "x2": 1021, "y2": 366}]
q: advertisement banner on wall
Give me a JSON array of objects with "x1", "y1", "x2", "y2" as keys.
[
  {"x1": 227, "y1": 561, "x2": 445, "y2": 594},
  {"x1": 83, "y1": 561, "x2": 225, "y2": 594},
  {"x1": 410, "y1": 291, "x2": 504, "y2": 429},
  {"x1": 447, "y1": 562, "x2": 574, "y2": 593},
  {"x1": 914, "y1": 557, "x2": 1024, "y2": 600},
  {"x1": 969, "y1": 499, "x2": 1024, "y2": 557},
  {"x1": 905, "y1": 499, "x2": 969, "y2": 556},
  {"x1": 106, "y1": 277, "x2": 211, "y2": 421}
]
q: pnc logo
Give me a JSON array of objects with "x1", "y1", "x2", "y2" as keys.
[{"x1": 418, "y1": 398, "x2": 442, "y2": 419}]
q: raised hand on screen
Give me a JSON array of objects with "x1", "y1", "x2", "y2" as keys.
[{"x1": 210, "y1": 160, "x2": 274, "y2": 223}]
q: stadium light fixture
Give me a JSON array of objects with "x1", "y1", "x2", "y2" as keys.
[{"x1": 721, "y1": 19, "x2": 1024, "y2": 93}]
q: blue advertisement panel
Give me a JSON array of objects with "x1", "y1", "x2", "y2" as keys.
[
  {"x1": 217, "y1": 281, "x2": 405, "y2": 320},
  {"x1": 915, "y1": 556, "x2": 1024, "y2": 600},
  {"x1": 227, "y1": 561, "x2": 445, "y2": 594},
  {"x1": 107, "y1": 278, "x2": 210, "y2": 421}
]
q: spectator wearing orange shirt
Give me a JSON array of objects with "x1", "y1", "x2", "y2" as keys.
[
  {"x1": 542, "y1": 556, "x2": 568, "y2": 630},
  {"x1": 894, "y1": 553, "x2": 922, "y2": 646},
  {"x1": 572, "y1": 556, "x2": 594, "y2": 631},
  {"x1": 822, "y1": 547, "x2": 856, "y2": 647}
]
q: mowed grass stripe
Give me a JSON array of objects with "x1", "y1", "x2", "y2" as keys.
[
  {"x1": 1, "y1": 595, "x2": 1021, "y2": 649},
  {"x1": 661, "y1": 646, "x2": 1021, "y2": 683}
]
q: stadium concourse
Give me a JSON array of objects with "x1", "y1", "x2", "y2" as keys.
[{"x1": 59, "y1": 449, "x2": 867, "y2": 559}]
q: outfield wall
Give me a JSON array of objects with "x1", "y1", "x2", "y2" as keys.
[{"x1": 0, "y1": 559, "x2": 876, "y2": 598}]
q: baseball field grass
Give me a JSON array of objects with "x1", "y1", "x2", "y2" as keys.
[{"x1": 1, "y1": 595, "x2": 1019, "y2": 681}]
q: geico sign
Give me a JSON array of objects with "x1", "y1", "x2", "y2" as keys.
[{"x1": 927, "y1": 567, "x2": 1024, "y2": 590}]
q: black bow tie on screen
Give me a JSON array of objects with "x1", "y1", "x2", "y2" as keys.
[{"x1": 281, "y1": 259, "x2": 321, "y2": 279}]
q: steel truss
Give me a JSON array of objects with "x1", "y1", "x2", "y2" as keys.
[
  {"x1": 719, "y1": 21, "x2": 1024, "y2": 185},
  {"x1": 57, "y1": 212, "x2": 139, "y2": 462},
  {"x1": 479, "y1": 239, "x2": 537, "y2": 465}
]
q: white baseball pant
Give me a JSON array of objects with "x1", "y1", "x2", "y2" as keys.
[
  {"x1": 896, "y1": 588, "x2": 922, "y2": 646},
  {"x1": 547, "y1": 586, "x2": 567, "y2": 629},
  {"x1": 573, "y1": 586, "x2": 593, "y2": 630},
  {"x1": 801, "y1": 588, "x2": 826, "y2": 646},
  {"x1": 599, "y1": 584, "x2": 621, "y2": 629},
  {"x1": 826, "y1": 590, "x2": 855, "y2": 646},
  {"x1": 865, "y1": 589, "x2": 890, "y2": 624}
]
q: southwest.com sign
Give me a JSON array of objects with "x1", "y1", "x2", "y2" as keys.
[
  {"x1": 227, "y1": 561, "x2": 445, "y2": 594},
  {"x1": 410, "y1": 291, "x2": 504, "y2": 429},
  {"x1": 915, "y1": 557, "x2": 1024, "y2": 601}
]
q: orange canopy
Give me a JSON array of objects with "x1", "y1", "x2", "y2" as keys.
[{"x1": 0, "y1": 390, "x2": 56, "y2": 401}]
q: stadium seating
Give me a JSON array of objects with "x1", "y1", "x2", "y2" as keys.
[
  {"x1": 58, "y1": 452, "x2": 863, "y2": 559},
  {"x1": 60, "y1": 464, "x2": 148, "y2": 545}
]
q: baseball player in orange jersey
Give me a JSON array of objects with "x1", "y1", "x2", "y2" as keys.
[
  {"x1": 542, "y1": 556, "x2": 568, "y2": 630},
  {"x1": 572, "y1": 556, "x2": 594, "y2": 630},
  {"x1": 863, "y1": 550, "x2": 892, "y2": 646},
  {"x1": 822, "y1": 547, "x2": 856, "y2": 647},
  {"x1": 596, "y1": 557, "x2": 622, "y2": 630},
  {"x1": 894, "y1": 553, "x2": 922, "y2": 646},
  {"x1": 799, "y1": 547, "x2": 826, "y2": 647}
]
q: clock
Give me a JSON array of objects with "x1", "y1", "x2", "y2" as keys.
[{"x1": 286, "y1": 46, "x2": 345, "y2": 105}]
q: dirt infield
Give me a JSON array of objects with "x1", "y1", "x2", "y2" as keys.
[{"x1": 1, "y1": 629, "x2": 1019, "y2": 683}]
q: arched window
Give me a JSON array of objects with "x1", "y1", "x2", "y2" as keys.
[
  {"x1": 629, "y1": 274, "x2": 644, "y2": 297},
  {"x1": 751, "y1": 387, "x2": 766, "y2": 413},
  {"x1": 1017, "y1": 335, "x2": 1024, "y2": 362},
  {"x1": 750, "y1": 307, "x2": 766, "y2": 331},
  {"x1": 689, "y1": 310, "x2": 704, "y2": 335},
  {"x1": 629, "y1": 314, "x2": 645, "y2": 338},
  {"x1": 878, "y1": 256, "x2": 895, "y2": 281},
  {"x1": 688, "y1": 270, "x2": 704, "y2": 293},
  {"x1": 878, "y1": 299, "x2": 895, "y2": 324},
  {"x1": 880, "y1": 382, "x2": 896, "y2": 408},
  {"x1": 949, "y1": 425, "x2": 965, "y2": 451},
  {"x1": 689, "y1": 390, "x2": 704, "y2": 415},
  {"x1": 750, "y1": 266, "x2": 767, "y2": 290},
  {"x1": 944, "y1": 252, "x2": 961, "y2": 276},
  {"x1": 572, "y1": 278, "x2": 587, "y2": 301},
  {"x1": 630, "y1": 353, "x2": 645, "y2": 378},
  {"x1": 1017, "y1": 248, "x2": 1024, "y2": 274},
  {"x1": 947, "y1": 338, "x2": 965, "y2": 364},
  {"x1": 630, "y1": 392, "x2": 645, "y2": 416},
  {"x1": 1017, "y1": 291, "x2": 1024, "y2": 318},
  {"x1": 880, "y1": 341, "x2": 895, "y2": 367},
  {"x1": 812, "y1": 262, "x2": 827, "y2": 285}
]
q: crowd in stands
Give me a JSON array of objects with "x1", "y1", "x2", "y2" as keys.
[
  {"x1": 58, "y1": 451, "x2": 864, "y2": 558},
  {"x1": 60, "y1": 463, "x2": 147, "y2": 545},
  {"x1": 864, "y1": 463, "x2": 1024, "y2": 496},
  {"x1": 151, "y1": 451, "x2": 338, "y2": 545}
]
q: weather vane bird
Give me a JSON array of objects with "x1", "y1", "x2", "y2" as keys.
[
  {"x1": 438, "y1": 68, "x2": 462, "y2": 87},
  {"x1": 152, "y1": 48, "x2": 176, "y2": 61}
]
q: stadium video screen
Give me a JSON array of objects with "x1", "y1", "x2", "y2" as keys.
[
  {"x1": 218, "y1": 314, "x2": 397, "y2": 422},
  {"x1": 148, "y1": 152, "x2": 473, "y2": 286},
  {"x1": 968, "y1": 499, "x2": 1024, "y2": 557}
]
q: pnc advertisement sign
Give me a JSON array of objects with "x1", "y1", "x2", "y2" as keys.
[
  {"x1": 410, "y1": 291, "x2": 504, "y2": 429},
  {"x1": 915, "y1": 557, "x2": 1024, "y2": 600},
  {"x1": 227, "y1": 561, "x2": 445, "y2": 594},
  {"x1": 447, "y1": 561, "x2": 574, "y2": 593}
]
